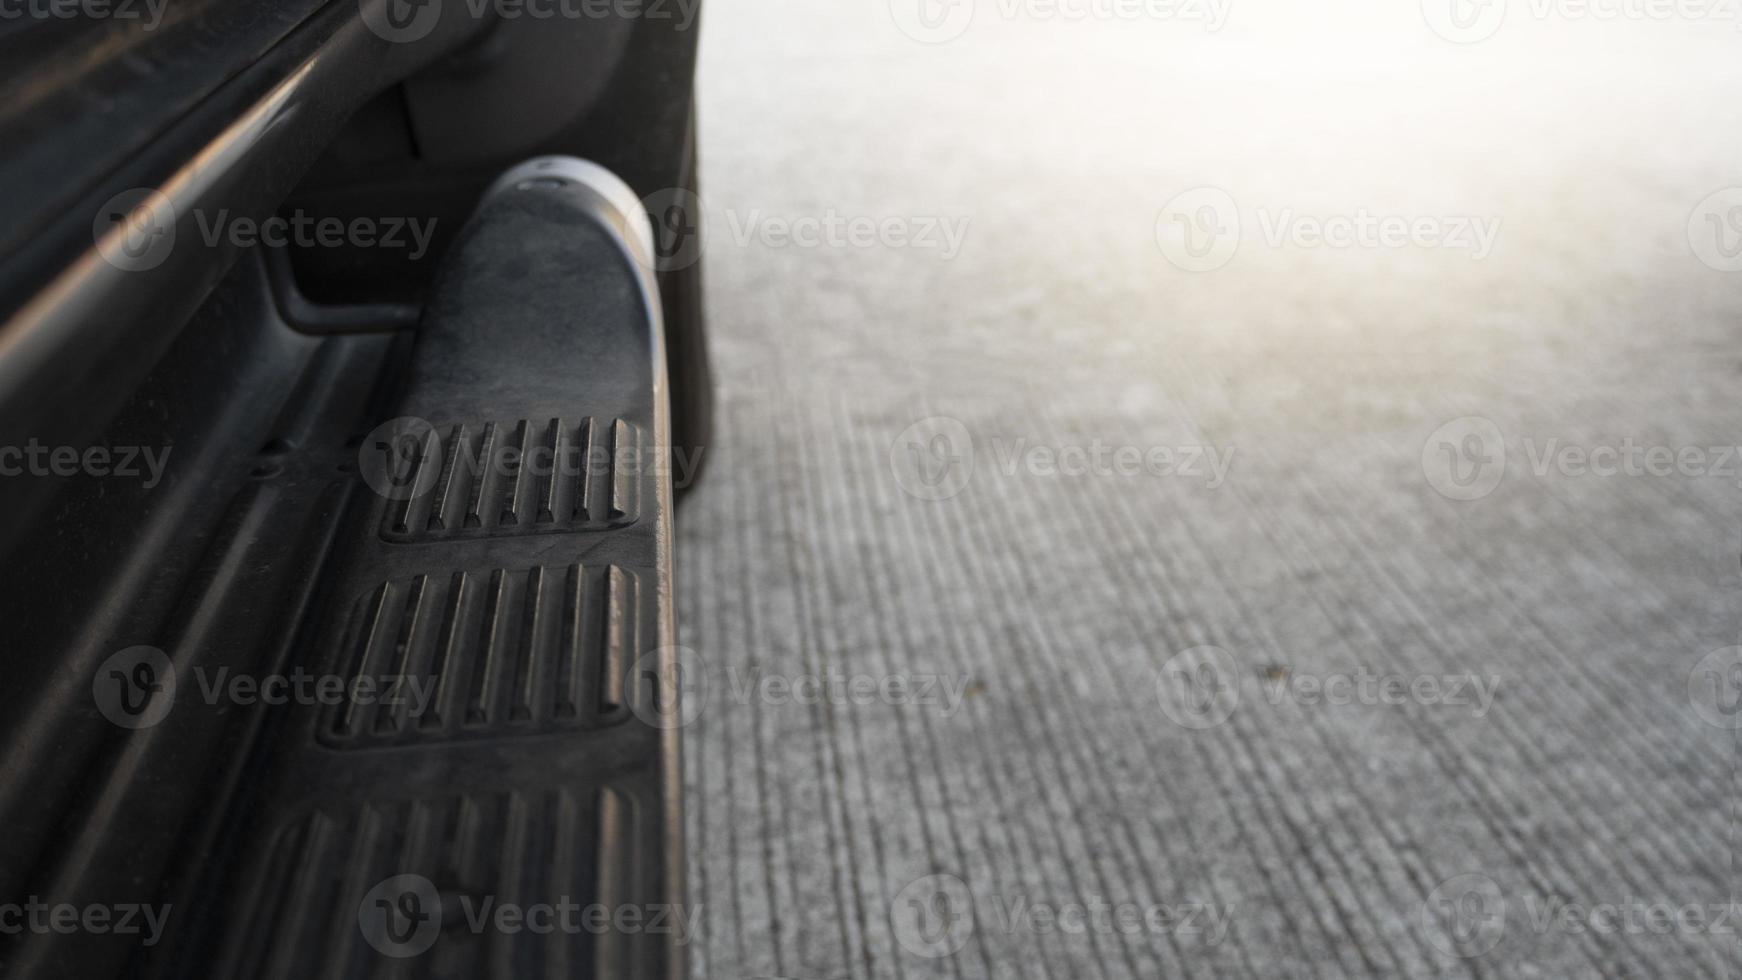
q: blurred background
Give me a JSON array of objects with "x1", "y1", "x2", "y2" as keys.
[{"x1": 678, "y1": 1, "x2": 1742, "y2": 977}]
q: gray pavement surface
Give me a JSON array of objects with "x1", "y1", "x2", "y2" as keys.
[{"x1": 677, "y1": 2, "x2": 1742, "y2": 976}]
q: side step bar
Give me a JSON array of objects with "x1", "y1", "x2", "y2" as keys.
[{"x1": 0, "y1": 159, "x2": 684, "y2": 980}]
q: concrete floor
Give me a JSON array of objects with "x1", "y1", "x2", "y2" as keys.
[{"x1": 677, "y1": 2, "x2": 1742, "y2": 976}]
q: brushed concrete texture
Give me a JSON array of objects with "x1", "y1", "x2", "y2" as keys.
[{"x1": 677, "y1": 2, "x2": 1742, "y2": 976}]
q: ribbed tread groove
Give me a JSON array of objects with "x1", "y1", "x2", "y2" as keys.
[
  {"x1": 222, "y1": 789, "x2": 627, "y2": 979},
  {"x1": 380, "y1": 417, "x2": 643, "y2": 541},
  {"x1": 319, "y1": 565, "x2": 653, "y2": 748}
]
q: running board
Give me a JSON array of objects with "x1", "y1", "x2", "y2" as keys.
[{"x1": 0, "y1": 159, "x2": 684, "y2": 980}]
